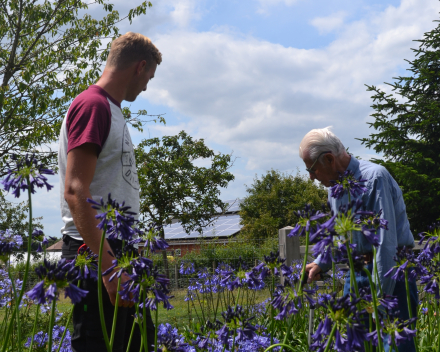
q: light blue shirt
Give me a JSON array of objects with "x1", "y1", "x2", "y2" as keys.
[{"x1": 315, "y1": 156, "x2": 415, "y2": 296}]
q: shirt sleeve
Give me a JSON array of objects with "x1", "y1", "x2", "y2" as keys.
[
  {"x1": 365, "y1": 175, "x2": 398, "y2": 296},
  {"x1": 66, "y1": 95, "x2": 111, "y2": 155}
]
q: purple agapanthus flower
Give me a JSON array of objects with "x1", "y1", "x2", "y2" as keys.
[
  {"x1": 157, "y1": 323, "x2": 191, "y2": 352},
  {"x1": 25, "y1": 325, "x2": 73, "y2": 352},
  {"x1": 87, "y1": 194, "x2": 137, "y2": 241},
  {"x1": 179, "y1": 261, "x2": 195, "y2": 275},
  {"x1": 64, "y1": 283, "x2": 89, "y2": 304},
  {"x1": 311, "y1": 293, "x2": 368, "y2": 352},
  {"x1": 117, "y1": 254, "x2": 173, "y2": 311},
  {"x1": 330, "y1": 170, "x2": 368, "y2": 200},
  {"x1": 1, "y1": 154, "x2": 54, "y2": 198},
  {"x1": 26, "y1": 257, "x2": 84, "y2": 304},
  {"x1": 0, "y1": 229, "x2": 23, "y2": 258},
  {"x1": 73, "y1": 246, "x2": 98, "y2": 281},
  {"x1": 145, "y1": 236, "x2": 169, "y2": 253},
  {"x1": 26, "y1": 281, "x2": 46, "y2": 304},
  {"x1": 288, "y1": 204, "x2": 330, "y2": 238}
]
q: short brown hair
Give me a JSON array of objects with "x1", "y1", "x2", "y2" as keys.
[{"x1": 107, "y1": 32, "x2": 162, "y2": 70}]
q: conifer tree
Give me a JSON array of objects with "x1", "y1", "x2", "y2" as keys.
[{"x1": 360, "y1": 19, "x2": 440, "y2": 233}]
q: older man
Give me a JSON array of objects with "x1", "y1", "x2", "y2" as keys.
[{"x1": 300, "y1": 127, "x2": 417, "y2": 352}]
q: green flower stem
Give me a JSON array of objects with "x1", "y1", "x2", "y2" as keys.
[
  {"x1": 279, "y1": 310, "x2": 295, "y2": 352},
  {"x1": 368, "y1": 313, "x2": 373, "y2": 352},
  {"x1": 363, "y1": 267, "x2": 384, "y2": 352},
  {"x1": 189, "y1": 290, "x2": 202, "y2": 325},
  {"x1": 427, "y1": 304, "x2": 431, "y2": 346},
  {"x1": 298, "y1": 229, "x2": 310, "y2": 297},
  {"x1": 97, "y1": 224, "x2": 111, "y2": 352},
  {"x1": 109, "y1": 239, "x2": 125, "y2": 348},
  {"x1": 232, "y1": 328, "x2": 238, "y2": 352},
  {"x1": 194, "y1": 289, "x2": 206, "y2": 324},
  {"x1": 56, "y1": 306, "x2": 73, "y2": 352},
  {"x1": 263, "y1": 343, "x2": 297, "y2": 352},
  {"x1": 270, "y1": 274, "x2": 275, "y2": 346},
  {"x1": 1, "y1": 307, "x2": 15, "y2": 352},
  {"x1": 332, "y1": 260, "x2": 336, "y2": 293},
  {"x1": 29, "y1": 304, "x2": 41, "y2": 351},
  {"x1": 392, "y1": 335, "x2": 398, "y2": 352},
  {"x1": 154, "y1": 307, "x2": 159, "y2": 352},
  {"x1": 213, "y1": 288, "x2": 221, "y2": 321},
  {"x1": 134, "y1": 298, "x2": 148, "y2": 352},
  {"x1": 110, "y1": 276, "x2": 122, "y2": 348},
  {"x1": 57, "y1": 280, "x2": 81, "y2": 352},
  {"x1": 47, "y1": 298, "x2": 57, "y2": 352},
  {"x1": 126, "y1": 320, "x2": 136, "y2": 352},
  {"x1": 280, "y1": 229, "x2": 311, "y2": 352},
  {"x1": 2, "y1": 181, "x2": 34, "y2": 352},
  {"x1": 373, "y1": 247, "x2": 382, "y2": 296},
  {"x1": 437, "y1": 301, "x2": 440, "y2": 352},
  {"x1": 404, "y1": 270, "x2": 419, "y2": 352},
  {"x1": 323, "y1": 324, "x2": 338, "y2": 352},
  {"x1": 142, "y1": 289, "x2": 148, "y2": 352},
  {"x1": 345, "y1": 242, "x2": 360, "y2": 298},
  {"x1": 234, "y1": 286, "x2": 241, "y2": 312},
  {"x1": 8, "y1": 263, "x2": 22, "y2": 352}
]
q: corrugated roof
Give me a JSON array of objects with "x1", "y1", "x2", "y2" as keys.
[{"x1": 164, "y1": 214, "x2": 242, "y2": 240}]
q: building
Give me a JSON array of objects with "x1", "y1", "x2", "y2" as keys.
[
  {"x1": 160, "y1": 198, "x2": 243, "y2": 256},
  {"x1": 47, "y1": 199, "x2": 244, "y2": 257}
]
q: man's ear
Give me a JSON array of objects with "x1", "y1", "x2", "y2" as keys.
[
  {"x1": 324, "y1": 153, "x2": 335, "y2": 166},
  {"x1": 135, "y1": 60, "x2": 147, "y2": 75}
]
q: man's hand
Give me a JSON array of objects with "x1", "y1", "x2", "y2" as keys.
[
  {"x1": 103, "y1": 271, "x2": 134, "y2": 308},
  {"x1": 304, "y1": 262, "x2": 322, "y2": 283}
]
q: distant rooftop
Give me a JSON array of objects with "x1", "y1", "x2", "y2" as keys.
[{"x1": 164, "y1": 198, "x2": 243, "y2": 240}]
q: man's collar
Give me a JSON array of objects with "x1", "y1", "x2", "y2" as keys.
[{"x1": 346, "y1": 155, "x2": 360, "y2": 173}]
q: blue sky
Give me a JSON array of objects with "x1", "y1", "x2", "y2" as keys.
[{"x1": 7, "y1": 0, "x2": 440, "y2": 238}]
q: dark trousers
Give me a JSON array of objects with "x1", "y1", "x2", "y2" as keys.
[
  {"x1": 343, "y1": 263, "x2": 418, "y2": 352},
  {"x1": 62, "y1": 235, "x2": 155, "y2": 352}
]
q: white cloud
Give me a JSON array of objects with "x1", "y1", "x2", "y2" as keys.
[
  {"x1": 169, "y1": 0, "x2": 202, "y2": 27},
  {"x1": 310, "y1": 11, "x2": 347, "y2": 34},
  {"x1": 24, "y1": 0, "x2": 440, "y2": 233},
  {"x1": 255, "y1": 0, "x2": 301, "y2": 14},
  {"x1": 142, "y1": 0, "x2": 439, "y2": 173}
]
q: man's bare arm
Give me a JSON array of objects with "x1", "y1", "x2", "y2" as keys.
[{"x1": 64, "y1": 143, "x2": 131, "y2": 307}]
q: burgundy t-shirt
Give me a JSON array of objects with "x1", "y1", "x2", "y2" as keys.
[{"x1": 65, "y1": 85, "x2": 120, "y2": 155}]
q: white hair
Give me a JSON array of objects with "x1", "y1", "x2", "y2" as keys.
[{"x1": 299, "y1": 127, "x2": 346, "y2": 161}]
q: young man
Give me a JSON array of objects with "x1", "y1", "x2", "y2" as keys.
[
  {"x1": 58, "y1": 32, "x2": 161, "y2": 352},
  {"x1": 299, "y1": 127, "x2": 417, "y2": 352}
]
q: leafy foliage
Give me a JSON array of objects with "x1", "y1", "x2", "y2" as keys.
[
  {"x1": 360, "y1": 19, "x2": 440, "y2": 234},
  {"x1": 239, "y1": 169, "x2": 327, "y2": 239},
  {"x1": 0, "y1": 190, "x2": 42, "y2": 235},
  {"x1": 172, "y1": 236, "x2": 278, "y2": 269},
  {"x1": 0, "y1": 0, "x2": 158, "y2": 176},
  {"x1": 135, "y1": 131, "x2": 235, "y2": 236}
]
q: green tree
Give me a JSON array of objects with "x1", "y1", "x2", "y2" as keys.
[
  {"x1": 135, "y1": 131, "x2": 235, "y2": 236},
  {"x1": 135, "y1": 131, "x2": 235, "y2": 276},
  {"x1": 0, "y1": 0, "x2": 160, "y2": 176},
  {"x1": 239, "y1": 169, "x2": 327, "y2": 239},
  {"x1": 360, "y1": 18, "x2": 440, "y2": 234},
  {"x1": 0, "y1": 190, "x2": 42, "y2": 234}
]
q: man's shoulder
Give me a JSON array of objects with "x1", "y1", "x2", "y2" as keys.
[
  {"x1": 70, "y1": 85, "x2": 111, "y2": 110},
  {"x1": 358, "y1": 159, "x2": 390, "y2": 179}
]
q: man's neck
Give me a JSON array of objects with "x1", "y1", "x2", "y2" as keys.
[
  {"x1": 337, "y1": 153, "x2": 352, "y2": 173},
  {"x1": 95, "y1": 69, "x2": 130, "y2": 104}
]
